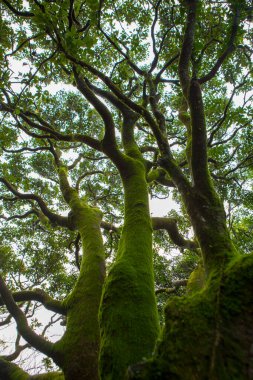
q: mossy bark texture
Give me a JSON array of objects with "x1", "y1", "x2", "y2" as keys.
[
  {"x1": 99, "y1": 159, "x2": 160, "y2": 380},
  {"x1": 0, "y1": 358, "x2": 30, "y2": 380},
  {"x1": 54, "y1": 198, "x2": 105, "y2": 380},
  {"x1": 127, "y1": 254, "x2": 253, "y2": 380}
]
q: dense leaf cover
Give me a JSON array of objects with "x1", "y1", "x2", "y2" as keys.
[{"x1": 0, "y1": 0, "x2": 252, "y2": 378}]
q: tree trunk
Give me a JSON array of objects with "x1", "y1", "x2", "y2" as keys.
[
  {"x1": 127, "y1": 181, "x2": 253, "y2": 380},
  {"x1": 127, "y1": 253, "x2": 253, "y2": 380},
  {"x1": 54, "y1": 202, "x2": 105, "y2": 380},
  {"x1": 99, "y1": 158, "x2": 160, "y2": 380}
]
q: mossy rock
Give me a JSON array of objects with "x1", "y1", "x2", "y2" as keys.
[{"x1": 127, "y1": 254, "x2": 253, "y2": 380}]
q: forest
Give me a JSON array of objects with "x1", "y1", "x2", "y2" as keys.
[{"x1": 0, "y1": 0, "x2": 252, "y2": 379}]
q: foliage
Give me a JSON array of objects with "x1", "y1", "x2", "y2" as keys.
[{"x1": 0, "y1": 0, "x2": 252, "y2": 378}]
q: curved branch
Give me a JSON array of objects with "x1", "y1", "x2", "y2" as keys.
[
  {"x1": 0, "y1": 288, "x2": 66, "y2": 315},
  {"x1": 155, "y1": 279, "x2": 188, "y2": 295},
  {"x1": 99, "y1": 217, "x2": 196, "y2": 250},
  {"x1": 2, "y1": 146, "x2": 49, "y2": 154},
  {"x1": 199, "y1": 7, "x2": 240, "y2": 84},
  {"x1": 0, "y1": 274, "x2": 55, "y2": 359},
  {"x1": 152, "y1": 217, "x2": 198, "y2": 250},
  {"x1": 73, "y1": 69, "x2": 121, "y2": 159},
  {"x1": 100, "y1": 220, "x2": 119, "y2": 233},
  {"x1": 0, "y1": 102, "x2": 102, "y2": 151},
  {"x1": 155, "y1": 53, "x2": 180, "y2": 83},
  {"x1": 67, "y1": 154, "x2": 83, "y2": 170},
  {"x1": 98, "y1": 1, "x2": 145, "y2": 76},
  {"x1": 47, "y1": 141, "x2": 77, "y2": 205},
  {"x1": 2, "y1": 336, "x2": 30, "y2": 362},
  {"x1": 5, "y1": 32, "x2": 44, "y2": 58},
  {"x1": 0, "y1": 210, "x2": 37, "y2": 221},
  {"x1": 149, "y1": 0, "x2": 162, "y2": 73},
  {"x1": 0, "y1": 177, "x2": 72, "y2": 229}
]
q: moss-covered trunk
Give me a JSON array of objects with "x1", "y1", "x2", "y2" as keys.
[
  {"x1": 126, "y1": 179, "x2": 253, "y2": 379},
  {"x1": 54, "y1": 201, "x2": 105, "y2": 380},
  {"x1": 128, "y1": 253, "x2": 253, "y2": 380},
  {"x1": 185, "y1": 189, "x2": 237, "y2": 273},
  {"x1": 99, "y1": 158, "x2": 160, "y2": 380}
]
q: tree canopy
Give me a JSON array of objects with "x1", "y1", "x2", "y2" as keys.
[{"x1": 0, "y1": 0, "x2": 252, "y2": 379}]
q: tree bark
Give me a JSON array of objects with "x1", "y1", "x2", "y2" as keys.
[
  {"x1": 99, "y1": 157, "x2": 160, "y2": 380},
  {"x1": 54, "y1": 201, "x2": 105, "y2": 380},
  {"x1": 127, "y1": 253, "x2": 253, "y2": 380}
]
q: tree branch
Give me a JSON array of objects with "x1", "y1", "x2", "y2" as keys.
[
  {"x1": 152, "y1": 217, "x2": 197, "y2": 250},
  {"x1": 0, "y1": 274, "x2": 55, "y2": 359},
  {"x1": 0, "y1": 210, "x2": 38, "y2": 221},
  {"x1": 1, "y1": 0, "x2": 34, "y2": 17},
  {"x1": 73, "y1": 69, "x2": 122, "y2": 160},
  {"x1": 0, "y1": 357, "x2": 30, "y2": 380},
  {"x1": 2, "y1": 333, "x2": 30, "y2": 362},
  {"x1": 155, "y1": 279, "x2": 188, "y2": 295},
  {"x1": 0, "y1": 288, "x2": 66, "y2": 315},
  {"x1": 0, "y1": 177, "x2": 72, "y2": 229},
  {"x1": 199, "y1": 7, "x2": 240, "y2": 84},
  {"x1": 178, "y1": 0, "x2": 197, "y2": 96},
  {"x1": 188, "y1": 79, "x2": 209, "y2": 193},
  {"x1": 0, "y1": 102, "x2": 102, "y2": 152},
  {"x1": 0, "y1": 313, "x2": 12, "y2": 326}
]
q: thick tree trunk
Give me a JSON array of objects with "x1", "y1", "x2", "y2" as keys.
[
  {"x1": 127, "y1": 179, "x2": 253, "y2": 380},
  {"x1": 54, "y1": 202, "x2": 105, "y2": 380},
  {"x1": 127, "y1": 253, "x2": 253, "y2": 380},
  {"x1": 99, "y1": 158, "x2": 160, "y2": 380}
]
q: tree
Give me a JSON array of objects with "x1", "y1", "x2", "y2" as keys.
[{"x1": 0, "y1": 0, "x2": 252, "y2": 379}]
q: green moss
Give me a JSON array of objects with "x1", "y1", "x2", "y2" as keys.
[
  {"x1": 187, "y1": 263, "x2": 205, "y2": 293},
  {"x1": 0, "y1": 358, "x2": 29, "y2": 380},
  {"x1": 31, "y1": 373, "x2": 64, "y2": 380},
  {"x1": 99, "y1": 158, "x2": 160, "y2": 380},
  {"x1": 127, "y1": 253, "x2": 253, "y2": 380},
  {"x1": 54, "y1": 203, "x2": 105, "y2": 380}
]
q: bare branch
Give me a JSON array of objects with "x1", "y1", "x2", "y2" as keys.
[
  {"x1": 155, "y1": 53, "x2": 180, "y2": 83},
  {"x1": 75, "y1": 170, "x2": 104, "y2": 191},
  {"x1": 2, "y1": 146, "x2": 49, "y2": 154},
  {"x1": 0, "y1": 177, "x2": 72, "y2": 229},
  {"x1": 152, "y1": 217, "x2": 198, "y2": 250},
  {"x1": 0, "y1": 274, "x2": 55, "y2": 358},
  {"x1": 98, "y1": 1, "x2": 145, "y2": 76},
  {"x1": 199, "y1": 7, "x2": 240, "y2": 84},
  {"x1": 0, "y1": 313, "x2": 12, "y2": 326},
  {"x1": 2, "y1": 333, "x2": 30, "y2": 361},
  {"x1": 0, "y1": 102, "x2": 102, "y2": 151},
  {"x1": 0, "y1": 209, "x2": 38, "y2": 222},
  {"x1": 155, "y1": 279, "x2": 188, "y2": 295}
]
